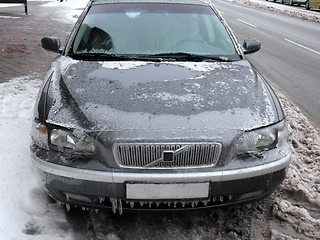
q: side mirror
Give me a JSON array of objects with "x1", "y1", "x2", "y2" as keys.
[
  {"x1": 41, "y1": 37, "x2": 62, "y2": 53},
  {"x1": 243, "y1": 38, "x2": 261, "y2": 55}
]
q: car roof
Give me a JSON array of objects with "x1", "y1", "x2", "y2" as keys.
[{"x1": 91, "y1": 0, "x2": 210, "y2": 6}]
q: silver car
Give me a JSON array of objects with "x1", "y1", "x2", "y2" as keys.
[{"x1": 31, "y1": 0, "x2": 291, "y2": 213}]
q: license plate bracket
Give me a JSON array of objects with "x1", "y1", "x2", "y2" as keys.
[{"x1": 126, "y1": 182, "x2": 209, "y2": 200}]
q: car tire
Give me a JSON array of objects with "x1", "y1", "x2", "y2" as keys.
[{"x1": 305, "y1": 0, "x2": 310, "y2": 9}]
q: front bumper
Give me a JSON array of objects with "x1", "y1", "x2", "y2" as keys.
[{"x1": 31, "y1": 149, "x2": 291, "y2": 213}]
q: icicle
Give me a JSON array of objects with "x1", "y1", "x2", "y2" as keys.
[
  {"x1": 219, "y1": 196, "x2": 223, "y2": 202},
  {"x1": 130, "y1": 202, "x2": 134, "y2": 208},
  {"x1": 229, "y1": 195, "x2": 232, "y2": 200},
  {"x1": 202, "y1": 200, "x2": 208, "y2": 206},
  {"x1": 56, "y1": 201, "x2": 62, "y2": 207},
  {"x1": 182, "y1": 202, "x2": 186, "y2": 207},
  {"x1": 99, "y1": 197, "x2": 105, "y2": 204},
  {"x1": 139, "y1": 202, "x2": 144, "y2": 207},
  {"x1": 212, "y1": 197, "x2": 216, "y2": 203},
  {"x1": 149, "y1": 202, "x2": 152, "y2": 208},
  {"x1": 191, "y1": 201, "x2": 199, "y2": 208},
  {"x1": 110, "y1": 198, "x2": 117, "y2": 214},
  {"x1": 66, "y1": 204, "x2": 71, "y2": 211},
  {"x1": 82, "y1": 207, "x2": 86, "y2": 211},
  {"x1": 167, "y1": 202, "x2": 171, "y2": 207},
  {"x1": 66, "y1": 195, "x2": 70, "y2": 201},
  {"x1": 95, "y1": 209, "x2": 99, "y2": 214},
  {"x1": 156, "y1": 202, "x2": 160, "y2": 207},
  {"x1": 118, "y1": 199, "x2": 123, "y2": 215},
  {"x1": 174, "y1": 202, "x2": 177, "y2": 208}
]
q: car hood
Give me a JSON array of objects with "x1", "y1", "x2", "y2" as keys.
[{"x1": 46, "y1": 56, "x2": 280, "y2": 132}]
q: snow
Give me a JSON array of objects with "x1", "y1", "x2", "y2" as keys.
[
  {"x1": 101, "y1": 61, "x2": 150, "y2": 70},
  {"x1": 228, "y1": 0, "x2": 320, "y2": 23},
  {"x1": 0, "y1": 76, "x2": 74, "y2": 240},
  {"x1": 41, "y1": 0, "x2": 89, "y2": 24}
]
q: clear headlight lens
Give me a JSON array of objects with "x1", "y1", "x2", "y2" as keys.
[
  {"x1": 50, "y1": 129, "x2": 95, "y2": 154},
  {"x1": 236, "y1": 119, "x2": 289, "y2": 156}
]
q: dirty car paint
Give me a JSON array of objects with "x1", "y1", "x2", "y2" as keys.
[{"x1": 46, "y1": 57, "x2": 281, "y2": 132}]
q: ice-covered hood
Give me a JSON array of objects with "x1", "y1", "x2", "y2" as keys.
[{"x1": 46, "y1": 57, "x2": 280, "y2": 131}]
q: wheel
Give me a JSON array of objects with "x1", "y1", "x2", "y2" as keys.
[{"x1": 305, "y1": 0, "x2": 310, "y2": 9}]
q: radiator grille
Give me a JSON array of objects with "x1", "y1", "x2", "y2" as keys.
[{"x1": 113, "y1": 143, "x2": 222, "y2": 169}]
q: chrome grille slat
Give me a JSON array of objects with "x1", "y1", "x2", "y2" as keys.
[{"x1": 113, "y1": 143, "x2": 222, "y2": 169}]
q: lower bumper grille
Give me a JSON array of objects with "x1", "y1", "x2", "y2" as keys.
[{"x1": 113, "y1": 142, "x2": 222, "y2": 169}]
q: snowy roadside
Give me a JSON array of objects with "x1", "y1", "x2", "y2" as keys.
[
  {"x1": 229, "y1": 0, "x2": 320, "y2": 23},
  {"x1": 271, "y1": 89, "x2": 320, "y2": 240},
  {"x1": 0, "y1": 2, "x2": 88, "y2": 239},
  {"x1": 0, "y1": 76, "x2": 74, "y2": 240}
]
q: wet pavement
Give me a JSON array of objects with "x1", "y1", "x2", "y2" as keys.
[{"x1": 0, "y1": 1, "x2": 73, "y2": 83}]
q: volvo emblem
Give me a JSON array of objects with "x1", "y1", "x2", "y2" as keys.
[
  {"x1": 162, "y1": 150, "x2": 174, "y2": 162},
  {"x1": 143, "y1": 145, "x2": 192, "y2": 168}
]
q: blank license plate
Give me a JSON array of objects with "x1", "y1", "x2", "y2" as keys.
[{"x1": 126, "y1": 182, "x2": 209, "y2": 200}]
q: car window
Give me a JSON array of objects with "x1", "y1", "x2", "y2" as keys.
[{"x1": 71, "y1": 3, "x2": 239, "y2": 59}]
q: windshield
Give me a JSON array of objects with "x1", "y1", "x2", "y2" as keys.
[{"x1": 70, "y1": 3, "x2": 240, "y2": 61}]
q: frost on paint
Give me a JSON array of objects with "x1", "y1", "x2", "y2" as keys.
[{"x1": 0, "y1": 75, "x2": 319, "y2": 239}]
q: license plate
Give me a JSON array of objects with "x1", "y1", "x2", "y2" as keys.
[{"x1": 126, "y1": 182, "x2": 209, "y2": 200}]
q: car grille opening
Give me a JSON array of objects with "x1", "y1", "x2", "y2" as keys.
[{"x1": 113, "y1": 143, "x2": 222, "y2": 169}]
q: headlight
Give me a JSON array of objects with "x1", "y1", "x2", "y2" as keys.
[
  {"x1": 236, "y1": 119, "x2": 289, "y2": 156},
  {"x1": 32, "y1": 121, "x2": 95, "y2": 155},
  {"x1": 50, "y1": 129, "x2": 95, "y2": 154}
]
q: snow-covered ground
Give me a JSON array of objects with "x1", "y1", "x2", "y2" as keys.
[
  {"x1": 0, "y1": 76, "x2": 75, "y2": 240},
  {"x1": 229, "y1": 0, "x2": 320, "y2": 23},
  {"x1": 0, "y1": 0, "x2": 319, "y2": 239},
  {"x1": 0, "y1": 2, "x2": 89, "y2": 240}
]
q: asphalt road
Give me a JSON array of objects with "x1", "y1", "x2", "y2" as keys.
[{"x1": 213, "y1": 0, "x2": 320, "y2": 129}]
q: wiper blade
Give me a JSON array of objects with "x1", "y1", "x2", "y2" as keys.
[
  {"x1": 147, "y1": 52, "x2": 232, "y2": 62},
  {"x1": 69, "y1": 53, "x2": 133, "y2": 61},
  {"x1": 69, "y1": 52, "x2": 232, "y2": 62},
  {"x1": 69, "y1": 53, "x2": 164, "y2": 62}
]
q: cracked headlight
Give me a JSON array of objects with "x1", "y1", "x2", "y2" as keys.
[
  {"x1": 50, "y1": 129, "x2": 95, "y2": 154},
  {"x1": 236, "y1": 119, "x2": 289, "y2": 156}
]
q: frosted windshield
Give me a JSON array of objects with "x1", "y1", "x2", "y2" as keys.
[{"x1": 72, "y1": 3, "x2": 239, "y2": 58}]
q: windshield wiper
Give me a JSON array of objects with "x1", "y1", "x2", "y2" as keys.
[
  {"x1": 69, "y1": 53, "x2": 136, "y2": 61},
  {"x1": 146, "y1": 52, "x2": 233, "y2": 62},
  {"x1": 69, "y1": 52, "x2": 233, "y2": 62},
  {"x1": 69, "y1": 53, "x2": 164, "y2": 62}
]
